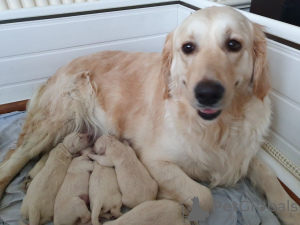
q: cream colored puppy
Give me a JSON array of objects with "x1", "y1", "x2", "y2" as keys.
[
  {"x1": 104, "y1": 199, "x2": 190, "y2": 225},
  {"x1": 89, "y1": 161, "x2": 122, "y2": 225},
  {"x1": 54, "y1": 148, "x2": 94, "y2": 225},
  {"x1": 88, "y1": 135, "x2": 158, "y2": 208},
  {"x1": 23, "y1": 153, "x2": 49, "y2": 191},
  {"x1": 20, "y1": 133, "x2": 91, "y2": 225}
]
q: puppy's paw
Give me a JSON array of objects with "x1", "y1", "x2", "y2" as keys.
[
  {"x1": 88, "y1": 154, "x2": 114, "y2": 167},
  {"x1": 81, "y1": 210, "x2": 91, "y2": 224},
  {"x1": 22, "y1": 175, "x2": 32, "y2": 192}
]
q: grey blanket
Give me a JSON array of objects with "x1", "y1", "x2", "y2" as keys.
[{"x1": 0, "y1": 111, "x2": 281, "y2": 225}]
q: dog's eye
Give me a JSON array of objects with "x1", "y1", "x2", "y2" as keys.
[
  {"x1": 227, "y1": 40, "x2": 242, "y2": 52},
  {"x1": 182, "y1": 43, "x2": 195, "y2": 54}
]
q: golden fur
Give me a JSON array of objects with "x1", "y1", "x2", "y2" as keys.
[
  {"x1": 0, "y1": 6, "x2": 299, "y2": 224},
  {"x1": 54, "y1": 148, "x2": 94, "y2": 225},
  {"x1": 104, "y1": 199, "x2": 189, "y2": 225},
  {"x1": 22, "y1": 153, "x2": 49, "y2": 191},
  {"x1": 89, "y1": 161, "x2": 122, "y2": 225},
  {"x1": 20, "y1": 133, "x2": 90, "y2": 225},
  {"x1": 89, "y1": 135, "x2": 158, "y2": 208}
]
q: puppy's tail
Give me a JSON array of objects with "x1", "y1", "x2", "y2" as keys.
[
  {"x1": 28, "y1": 206, "x2": 40, "y2": 225},
  {"x1": 91, "y1": 202, "x2": 103, "y2": 225}
]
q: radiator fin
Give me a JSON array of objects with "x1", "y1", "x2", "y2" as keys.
[
  {"x1": 0, "y1": 0, "x2": 251, "y2": 11},
  {"x1": 0, "y1": 0, "x2": 98, "y2": 11}
]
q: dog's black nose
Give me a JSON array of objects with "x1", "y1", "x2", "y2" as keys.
[{"x1": 194, "y1": 81, "x2": 225, "y2": 106}]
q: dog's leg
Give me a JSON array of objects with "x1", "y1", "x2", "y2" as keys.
[
  {"x1": 144, "y1": 159, "x2": 213, "y2": 212},
  {"x1": 247, "y1": 155, "x2": 300, "y2": 225},
  {"x1": 0, "y1": 71, "x2": 102, "y2": 199},
  {"x1": 0, "y1": 100, "x2": 74, "y2": 198},
  {"x1": 91, "y1": 200, "x2": 103, "y2": 225},
  {"x1": 23, "y1": 153, "x2": 49, "y2": 191},
  {"x1": 28, "y1": 206, "x2": 41, "y2": 225},
  {"x1": 73, "y1": 197, "x2": 92, "y2": 224}
]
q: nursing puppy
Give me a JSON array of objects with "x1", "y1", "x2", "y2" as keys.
[
  {"x1": 89, "y1": 135, "x2": 158, "y2": 208},
  {"x1": 23, "y1": 153, "x2": 49, "y2": 191},
  {"x1": 20, "y1": 133, "x2": 90, "y2": 225},
  {"x1": 104, "y1": 199, "x2": 189, "y2": 225},
  {"x1": 89, "y1": 161, "x2": 122, "y2": 225},
  {"x1": 54, "y1": 148, "x2": 94, "y2": 225}
]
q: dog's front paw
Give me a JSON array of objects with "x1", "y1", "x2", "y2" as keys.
[
  {"x1": 276, "y1": 203, "x2": 300, "y2": 225},
  {"x1": 184, "y1": 185, "x2": 213, "y2": 213}
]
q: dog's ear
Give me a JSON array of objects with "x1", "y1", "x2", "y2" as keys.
[
  {"x1": 252, "y1": 23, "x2": 270, "y2": 101},
  {"x1": 161, "y1": 31, "x2": 174, "y2": 99},
  {"x1": 94, "y1": 144, "x2": 106, "y2": 155}
]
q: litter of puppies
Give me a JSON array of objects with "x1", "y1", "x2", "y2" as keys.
[{"x1": 20, "y1": 134, "x2": 185, "y2": 225}]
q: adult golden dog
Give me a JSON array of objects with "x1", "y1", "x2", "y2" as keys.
[{"x1": 0, "y1": 6, "x2": 299, "y2": 224}]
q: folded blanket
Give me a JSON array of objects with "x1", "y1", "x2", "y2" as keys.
[{"x1": 0, "y1": 111, "x2": 280, "y2": 225}]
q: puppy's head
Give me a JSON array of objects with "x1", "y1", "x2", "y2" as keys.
[
  {"x1": 80, "y1": 147, "x2": 93, "y2": 156},
  {"x1": 93, "y1": 135, "x2": 116, "y2": 155},
  {"x1": 161, "y1": 6, "x2": 269, "y2": 121},
  {"x1": 63, "y1": 132, "x2": 92, "y2": 154}
]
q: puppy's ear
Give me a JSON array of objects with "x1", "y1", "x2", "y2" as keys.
[
  {"x1": 252, "y1": 23, "x2": 270, "y2": 100},
  {"x1": 161, "y1": 31, "x2": 174, "y2": 99},
  {"x1": 94, "y1": 145, "x2": 106, "y2": 155}
]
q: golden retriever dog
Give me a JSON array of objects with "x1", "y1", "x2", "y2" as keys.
[
  {"x1": 20, "y1": 133, "x2": 90, "y2": 225},
  {"x1": 89, "y1": 135, "x2": 158, "y2": 208},
  {"x1": 54, "y1": 148, "x2": 94, "y2": 225},
  {"x1": 89, "y1": 161, "x2": 122, "y2": 225},
  {"x1": 0, "y1": 6, "x2": 299, "y2": 224},
  {"x1": 103, "y1": 199, "x2": 189, "y2": 225}
]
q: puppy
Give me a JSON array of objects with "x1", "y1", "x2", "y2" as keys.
[
  {"x1": 23, "y1": 153, "x2": 49, "y2": 191},
  {"x1": 20, "y1": 133, "x2": 91, "y2": 225},
  {"x1": 54, "y1": 148, "x2": 94, "y2": 225},
  {"x1": 88, "y1": 135, "x2": 158, "y2": 208},
  {"x1": 104, "y1": 199, "x2": 190, "y2": 225},
  {"x1": 89, "y1": 161, "x2": 122, "y2": 225}
]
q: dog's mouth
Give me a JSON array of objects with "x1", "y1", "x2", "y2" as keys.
[{"x1": 197, "y1": 108, "x2": 222, "y2": 120}]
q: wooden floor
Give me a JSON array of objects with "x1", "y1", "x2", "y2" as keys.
[{"x1": 0, "y1": 100, "x2": 28, "y2": 114}]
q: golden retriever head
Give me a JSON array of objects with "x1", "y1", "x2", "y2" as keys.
[{"x1": 162, "y1": 6, "x2": 270, "y2": 121}]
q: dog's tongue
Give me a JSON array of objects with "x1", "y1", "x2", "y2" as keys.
[{"x1": 200, "y1": 108, "x2": 218, "y2": 114}]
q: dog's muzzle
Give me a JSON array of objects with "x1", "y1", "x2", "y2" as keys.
[{"x1": 194, "y1": 80, "x2": 224, "y2": 120}]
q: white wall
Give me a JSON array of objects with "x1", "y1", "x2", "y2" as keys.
[{"x1": 0, "y1": 5, "x2": 177, "y2": 104}]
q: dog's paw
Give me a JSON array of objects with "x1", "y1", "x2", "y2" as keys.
[
  {"x1": 80, "y1": 210, "x2": 91, "y2": 224},
  {"x1": 277, "y1": 211, "x2": 300, "y2": 225},
  {"x1": 184, "y1": 185, "x2": 213, "y2": 213},
  {"x1": 22, "y1": 174, "x2": 32, "y2": 192},
  {"x1": 276, "y1": 205, "x2": 300, "y2": 225},
  {"x1": 88, "y1": 154, "x2": 114, "y2": 167}
]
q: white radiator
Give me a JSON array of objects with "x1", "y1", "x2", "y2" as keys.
[
  {"x1": 0, "y1": 0, "x2": 98, "y2": 11},
  {"x1": 0, "y1": 0, "x2": 251, "y2": 11}
]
